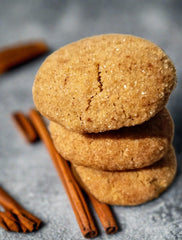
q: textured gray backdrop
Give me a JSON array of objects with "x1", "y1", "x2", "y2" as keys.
[{"x1": 0, "y1": 1, "x2": 182, "y2": 239}]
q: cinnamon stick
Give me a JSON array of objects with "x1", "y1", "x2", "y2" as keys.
[
  {"x1": 0, "y1": 40, "x2": 49, "y2": 74},
  {"x1": 0, "y1": 186, "x2": 41, "y2": 232},
  {"x1": 88, "y1": 194, "x2": 118, "y2": 234},
  {"x1": 11, "y1": 112, "x2": 39, "y2": 143},
  {"x1": 29, "y1": 109, "x2": 98, "y2": 238}
]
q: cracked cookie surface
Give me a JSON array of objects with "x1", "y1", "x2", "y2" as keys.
[
  {"x1": 33, "y1": 34, "x2": 176, "y2": 133},
  {"x1": 50, "y1": 108, "x2": 174, "y2": 171},
  {"x1": 72, "y1": 146, "x2": 177, "y2": 205}
]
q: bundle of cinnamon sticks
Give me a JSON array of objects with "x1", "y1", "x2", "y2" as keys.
[{"x1": 0, "y1": 186, "x2": 41, "y2": 232}]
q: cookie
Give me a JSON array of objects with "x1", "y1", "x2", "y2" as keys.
[
  {"x1": 72, "y1": 146, "x2": 177, "y2": 206},
  {"x1": 50, "y1": 108, "x2": 174, "y2": 171},
  {"x1": 33, "y1": 34, "x2": 176, "y2": 133}
]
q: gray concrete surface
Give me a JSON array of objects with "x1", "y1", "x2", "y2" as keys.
[{"x1": 0, "y1": 1, "x2": 182, "y2": 239}]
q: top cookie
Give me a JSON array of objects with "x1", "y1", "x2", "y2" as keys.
[{"x1": 33, "y1": 34, "x2": 176, "y2": 133}]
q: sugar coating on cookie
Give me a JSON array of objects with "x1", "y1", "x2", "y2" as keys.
[
  {"x1": 50, "y1": 108, "x2": 174, "y2": 171},
  {"x1": 33, "y1": 34, "x2": 176, "y2": 133},
  {"x1": 72, "y1": 146, "x2": 177, "y2": 206}
]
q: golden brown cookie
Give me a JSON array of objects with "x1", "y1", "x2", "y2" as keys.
[
  {"x1": 72, "y1": 146, "x2": 177, "y2": 206},
  {"x1": 33, "y1": 34, "x2": 176, "y2": 133},
  {"x1": 50, "y1": 108, "x2": 174, "y2": 171}
]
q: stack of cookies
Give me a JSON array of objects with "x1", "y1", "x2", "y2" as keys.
[{"x1": 33, "y1": 34, "x2": 177, "y2": 206}]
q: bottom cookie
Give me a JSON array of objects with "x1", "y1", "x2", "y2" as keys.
[{"x1": 72, "y1": 146, "x2": 177, "y2": 206}]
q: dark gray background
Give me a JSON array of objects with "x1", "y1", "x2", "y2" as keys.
[{"x1": 0, "y1": 1, "x2": 182, "y2": 239}]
